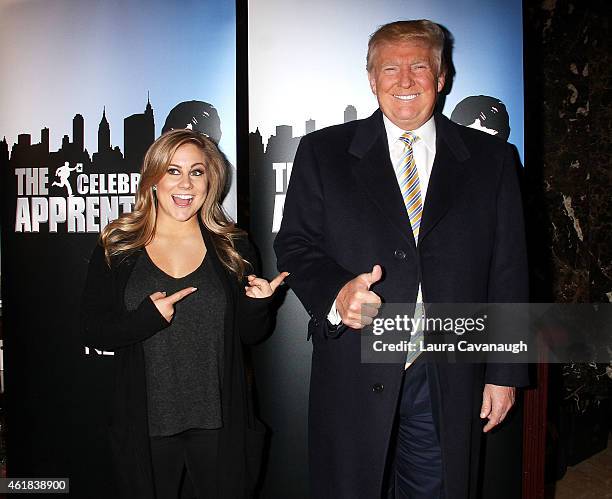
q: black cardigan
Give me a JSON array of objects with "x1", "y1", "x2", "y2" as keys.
[{"x1": 81, "y1": 225, "x2": 272, "y2": 498}]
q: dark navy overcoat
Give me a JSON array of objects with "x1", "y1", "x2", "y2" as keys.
[{"x1": 275, "y1": 110, "x2": 529, "y2": 499}]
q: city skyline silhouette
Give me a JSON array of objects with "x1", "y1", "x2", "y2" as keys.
[{"x1": 1, "y1": 96, "x2": 156, "y2": 180}]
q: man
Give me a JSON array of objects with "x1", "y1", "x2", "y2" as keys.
[{"x1": 274, "y1": 20, "x2": 528, "y2": 499}]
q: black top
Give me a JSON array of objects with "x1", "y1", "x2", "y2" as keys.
[
  {"x1": 124, "y1": 252, "x2": 226, "y2": 436},
  {"x1": 81, "y1": 225, "x2": 272, "y2": 498}
]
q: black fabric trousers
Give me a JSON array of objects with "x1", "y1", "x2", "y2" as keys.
[
  {"x1": 149, "y1": 428, "x2": 220, "y2": 499},
  {"x1": 395, "y1": 362, "x2": 443, "y2": 499}
]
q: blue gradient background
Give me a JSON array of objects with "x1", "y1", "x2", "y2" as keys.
[
  {"x1": 246, "y1": 2, "x2": 525, "y2": 496},
  {"x1": 0, "y1": 0, "x2": 237, "y2": 182},
  {"x1": 249, "y1": 0, "x2": 524, "y2": 160}
]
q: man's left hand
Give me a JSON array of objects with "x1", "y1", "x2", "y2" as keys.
[{"x1": 480, "y1": 384, "x2": 516, "y2": 433}]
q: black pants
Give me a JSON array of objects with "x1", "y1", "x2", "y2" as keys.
[
  {"x1": 395, "y1": 363, "x2": 443, "y2": 498},
  {"x1": 149, "y1": 428, "x2": 220, "y2": 499}
]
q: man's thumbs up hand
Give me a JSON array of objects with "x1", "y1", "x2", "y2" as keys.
[
  {"x1": 336, "y1": 265, "x2": 383, "y2": 330},
  {"x1": 365, "y1": 264, "x2": 383, "y2": 289}
]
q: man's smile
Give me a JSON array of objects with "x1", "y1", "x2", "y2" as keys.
[{"x1": 393, "y1": 93, "x2": 420, "y2": 101}]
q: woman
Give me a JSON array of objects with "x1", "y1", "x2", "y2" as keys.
[{"x1": 81, "y1": 129, "x2": 286, "y2": 498}]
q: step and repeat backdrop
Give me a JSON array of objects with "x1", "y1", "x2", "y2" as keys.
[
  {"x1": 1, "y1": 0, "x2": 523, "y2": 496},
  {"x1": 247, "y1": 0, "x2": 524, "y2": 497},
  {"x1": 0, "y1": 1, "x2": 236, "y2": 496}
]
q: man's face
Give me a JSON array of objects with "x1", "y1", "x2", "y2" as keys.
[{"x1": 368, "y1": 41, "x2": 445, "y2": 130}]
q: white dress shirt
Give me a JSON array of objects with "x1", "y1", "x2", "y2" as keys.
[{"x1": 327, "y1": 114, "x2": 437, "y2": 324}]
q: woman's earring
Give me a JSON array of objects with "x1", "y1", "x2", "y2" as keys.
[{"x1": 152, "y1": 185, "x2": 157, "y2": 192}]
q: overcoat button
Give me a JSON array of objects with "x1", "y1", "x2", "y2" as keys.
[
  {"x1": 394, "y1": 249, "x2": 406, "y2": 260},
  {"x1": 372, "y1": 383, "x2": 384, "y2": 393}
]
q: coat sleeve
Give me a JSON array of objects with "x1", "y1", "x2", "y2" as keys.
[
  {"x1": 80, "y1": 245, "x2": 170, "y2": 350},
  {"x1": 484, "y1": 144, "x2": 530, "y2": 387},
  {"x1": 234, "y1": 236, "x2": 274, "y2": 345},
  {"x1": 274, "y1": 135, "x2": 356, "y2": 330}
]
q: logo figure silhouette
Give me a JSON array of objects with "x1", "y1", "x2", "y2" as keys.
[{"x1": 52, "y1": 162, "x2": 82, "y2": 197}]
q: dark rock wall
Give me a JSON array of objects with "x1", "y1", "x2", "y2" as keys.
[
  {"x1": 523, "y1": 0, "x2": 611, "y2": 303},
  {"x1": 522, "y1": 0, "x2": 611, "y2": 486}
]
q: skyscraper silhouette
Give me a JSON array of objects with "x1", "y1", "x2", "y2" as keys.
[
  {"x1": 73, "y1": 114, "x2": 84, "y2": 153},
  {"x1": 41, "y1": 128, "x2": 50, "y2": 153},
  {"x1": 249, "y1": 128, "x2": 264, "y2": 170},
  {"x1": 265, "y1": 125, "x2": 300, "y2": 163},
  {"x1": 48, "y1": 115, "x2": 92, "y2": 176},
  {"x1": 98, "y1": 107, "x2": 111, "y2": 153},
  {"x1": 10, "y1": 130, "x2": 49, "y2": 169},
  {"x1": 17, "y1": 134, "x2": 31, "y2": 148},
  {"x1": 92, "y1": 107, "x2": 123, "y2": 172},
  {"x1": 0, "y1": 137, "x2": 8, "y2": 168},
  {"x1": 344, "y1": 105, "x2": 357, "y2": 123},
  {"x1": 305, "y1": 119, "x2": 316, "y2": 135},
  {"x1": 124, "y1": 94, "x2": 155, "y2": 169}
]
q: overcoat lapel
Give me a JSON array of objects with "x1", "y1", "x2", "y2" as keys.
[
  {"x1": 349, "y1": 110, "x2": 416, "y2": 249},
  {"x1": 348, "y1": 110, "x2": 471, "y2": 248},
  {"x1": 418, "y1": 113, "x2": 470, "y2": 244}
]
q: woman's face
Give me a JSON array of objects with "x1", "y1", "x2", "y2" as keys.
[{"x1": 154, "y1": 142, "x2": 209, "y2": 225}]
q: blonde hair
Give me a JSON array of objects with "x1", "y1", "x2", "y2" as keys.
[
  {"x1": 100, "y1": 129, "x2": 249, "y2": 279},
  {"x1": 366, "y1": 20, "x2": 446, "y2": 75}
]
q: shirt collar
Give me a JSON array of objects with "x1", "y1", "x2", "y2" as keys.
[{"x1": 382, "y1": 113, "x2": 437, "y2": 154}]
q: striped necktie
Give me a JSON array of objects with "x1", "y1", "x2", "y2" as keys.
[
  {"x1": 397, "y1": 131, "x2": 422, "y2": 242},
  {"x1": 397, "y1": 132, "x2": 425, "y2": 367}
]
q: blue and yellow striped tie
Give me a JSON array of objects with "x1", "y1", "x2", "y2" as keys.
[{"x1": 397, "y1": 132, "x2": 422, "y2": 242}]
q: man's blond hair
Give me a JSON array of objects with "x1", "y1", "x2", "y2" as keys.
[{"x1": 366, "y1": 20, "x2": 446, "y2": 75}]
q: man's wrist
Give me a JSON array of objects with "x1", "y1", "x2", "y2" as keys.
[{"x1": 327, "y1": 299, "x2": 342, "y2": 325}]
